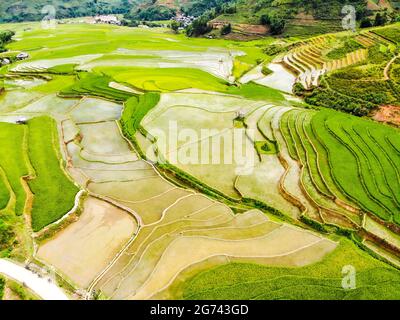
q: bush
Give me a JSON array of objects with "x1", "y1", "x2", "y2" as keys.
[
  {"x1": 0, "y1": 30, "x2": 14, "y2": 51},
  {"x1": 60, "y1": 73, "x2": 134, "y2": 102},
  {"x1": 126, "y1": 5, "x2": 176, "y2": 21},
  {"x1": 300, "y1": 215, "x2": 329, "y2": 233},
  {"x1": 186, "y1": 14, "x2": 213, "y2": 36},
  {"x1": 263, "y1": 44, "x2": 284, "y2": 56},
  {"x1": 360, "y1": 17, "x2": 372, "y2": 28},
  {"x1": 222, "y1": 3, "x2": 236, "y2": 14},
  {"x1": 220, "y1": 23, "x2": 232, "y2": 35},
  {"x1": 374, "y1": 12, "x2": 388, "y2": 27},
  {"x1": 293, "y1": 82, "x2": 306, "y2": 96},
  {"x1": 260, "y1": 12, "x2": 286, "y2": 35},
  {"x1": 170, "y1": 20, "x2": 181, "y2": 33},
  {"x1": 0, "y1": 219, "x2": 15, "y2": 254}
]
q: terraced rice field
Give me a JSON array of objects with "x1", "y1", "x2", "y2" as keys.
[
  {"x1": 0, "y1": 22, "x2": 399, "y2": 300},
  {"x1": 37, "y1": 196, "x2": 138, "y2": 288},
  {"x1": 141, "y1": 92, "x2": 400, "y2": 267},
  {"x1": 23, "y1": 87, "x2": 335, "y2": 298},
  {"x1": 0, "y1": 115, "x2": 78, "y2": 232},
  {"x1": 275, "y1": 33, "x2": 373, "y2": 90},
  {"x1": 177, "y1": 240, "x2": 400, "y2": 300}
]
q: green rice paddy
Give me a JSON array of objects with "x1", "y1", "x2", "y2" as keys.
[
  {"x1": 27, "y1": 116, "x2": 79, "y2": 231},
  {"x1": 181, "y1": 240, "x2": 400, "y2": 300}
]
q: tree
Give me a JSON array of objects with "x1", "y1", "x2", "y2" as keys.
[
  {"x1": 261, "y1": 65, "x2": 273, "y2": 76},
  {"x1": 0, "y1": 220, "x2": 15, "y2": 252},
  {"x1": 170, "y1": 20, "x2": 180, "y2": 33},
  {"x1": 269, "y1": 15, "x2": 286, "y2": 35},
  {"x1": 374, "y1": 12, "x2": 387, "y2": 27},
  {"x1": 260, "y1": 14, "x2": 270, "y2": 26},
  {"x1": 0, "y1": 30, "x2": 15, "y2": 52},
  {"x1": 360, "y1": 17, "x2": 372, "y2": 28},
  {"x1": 0, "y1": 30, "x2": 15, "y2": 44},
  {"x1": 186, "y1": 12, "x2": 213, "y2": 37},
  {"x1": 125, "y1": 5, "x2": 176, "y2": 22},
  {"x1": 220, "y1": 23, "x2": 231, "y2": 35},
  {"x1": 293, "y1": 82, "x2": 306, "y2": 96}
]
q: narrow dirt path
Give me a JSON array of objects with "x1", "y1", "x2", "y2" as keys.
[{"x1": 384, "y1": 55, "x2": 399, "y2": 81}]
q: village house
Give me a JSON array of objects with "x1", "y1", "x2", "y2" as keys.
[
  {"x1": 209, "y1": 21, "x2": 230, "y2": 30},
  {"x1": 173, "y1": 14, "x2": 195, "y2": 28},
  {"x1": 16, "y1": 52, "x2": 29, "y2": 60},
  {"x1": 0, "y1": 58, "x2": 10, "y2": 66},
  {"x1": 94, "y1": 15, "x2": 121, "y2": 26}
]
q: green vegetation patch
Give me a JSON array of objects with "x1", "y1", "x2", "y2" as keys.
[
  {"x1": 280, "y1": 107, "x2": 400, "y2": 225},
  {"x1": 97, "y1": 66, "x2": 230, "y2": 93},
  {"x1": 0, "y1": 276, "x2": 4, "y2": 299},
  {"x1": 60, "y1": 73, "x2": 135, "y2": 102},
  {"x1": 181, "y1": 240, "x2": 400, "y2": 300},
  {"x1": 373, "y1": 26, "x2": 400, "y2": 44},
  {"x1": 0, "y1": 30, "x2": 14, "y2": 52},
  {"x1": 261, "y1": 65, "x2": 273, "y2": 76},
  {"x1": 121, "y1": 92, "x2": 161, "y2": 136},
  {"x1": 301, "y1": 74, "x2": 397, "y2": 116},
  {"x1": 5, "y1": 279, "x2": 39, "y2": 300},
  {"x1": 226, "y1": 82, "x2": 285, "y2": 103},
  {"x1": 27, "y1": 116, "x2": 79, "y2": 232},
  {"x1": 255, "y1": 140, "x2": 278, "y2": 155},
  {"x1": 310, "y1": 110, "x2": 400, "y2": 224},
  {"x1": 326, "y1": 38, "x2": 364, "y2": 60},
  {"x1": 0, "y1": 218, "x2": 16, "y2": 258},
  {"x1": 0, "y1": 0, "x2": 130, "y2": 23},
  {"x1": 32, "y1": 76, "x2": 76, "y2": 94}
]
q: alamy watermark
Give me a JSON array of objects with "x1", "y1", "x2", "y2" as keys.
[
  {"x1": 41, "y1": 5, "x2": 57, "y2": 29},
  {"x1": 342, "y1": 5, "x2": 357, "y2": 32},
  {"x1": 342, "y1": 265, "x2": 357, "y2": 290}
]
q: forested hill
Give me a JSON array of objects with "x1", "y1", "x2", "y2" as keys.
[
  {"x1": 181, "y1": 0, "x2": 399, "y2": 37},
  {"x1": 0, "y1": 0, "x2": 398, "y2": 26},
  {"x1": 0, "y1": 0, "x2": 131, "y2": 23}
]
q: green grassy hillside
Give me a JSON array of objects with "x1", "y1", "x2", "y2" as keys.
[{"x1": 185, "y1": 0, "x2": 399, "y2": 38}]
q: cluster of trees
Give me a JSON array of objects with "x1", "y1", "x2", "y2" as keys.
[
  {"x1": 360, "y1": 10, "x2": 400, "y2": 28},
  {"x1": 170, "y1": 20, "x2": 181, "y2": 33},
  {"x1": 260, "y1": 12, "x2": 286, "y2": 35},
  {"x1": 0, "y1": 30, "x2": 15, "y2": 53},
  {"x1": 220, "y1": 23, "x2": 232, "y2": 35},
  {"x1": 182, "y1": 0, "x2": 236, "y2": 17},
  {"x1": 125, "y1": 5, "x2": 176, "y2": 21},
  {"x1": 184, "y1": 0, "x2": 236, "y2": 36}
]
